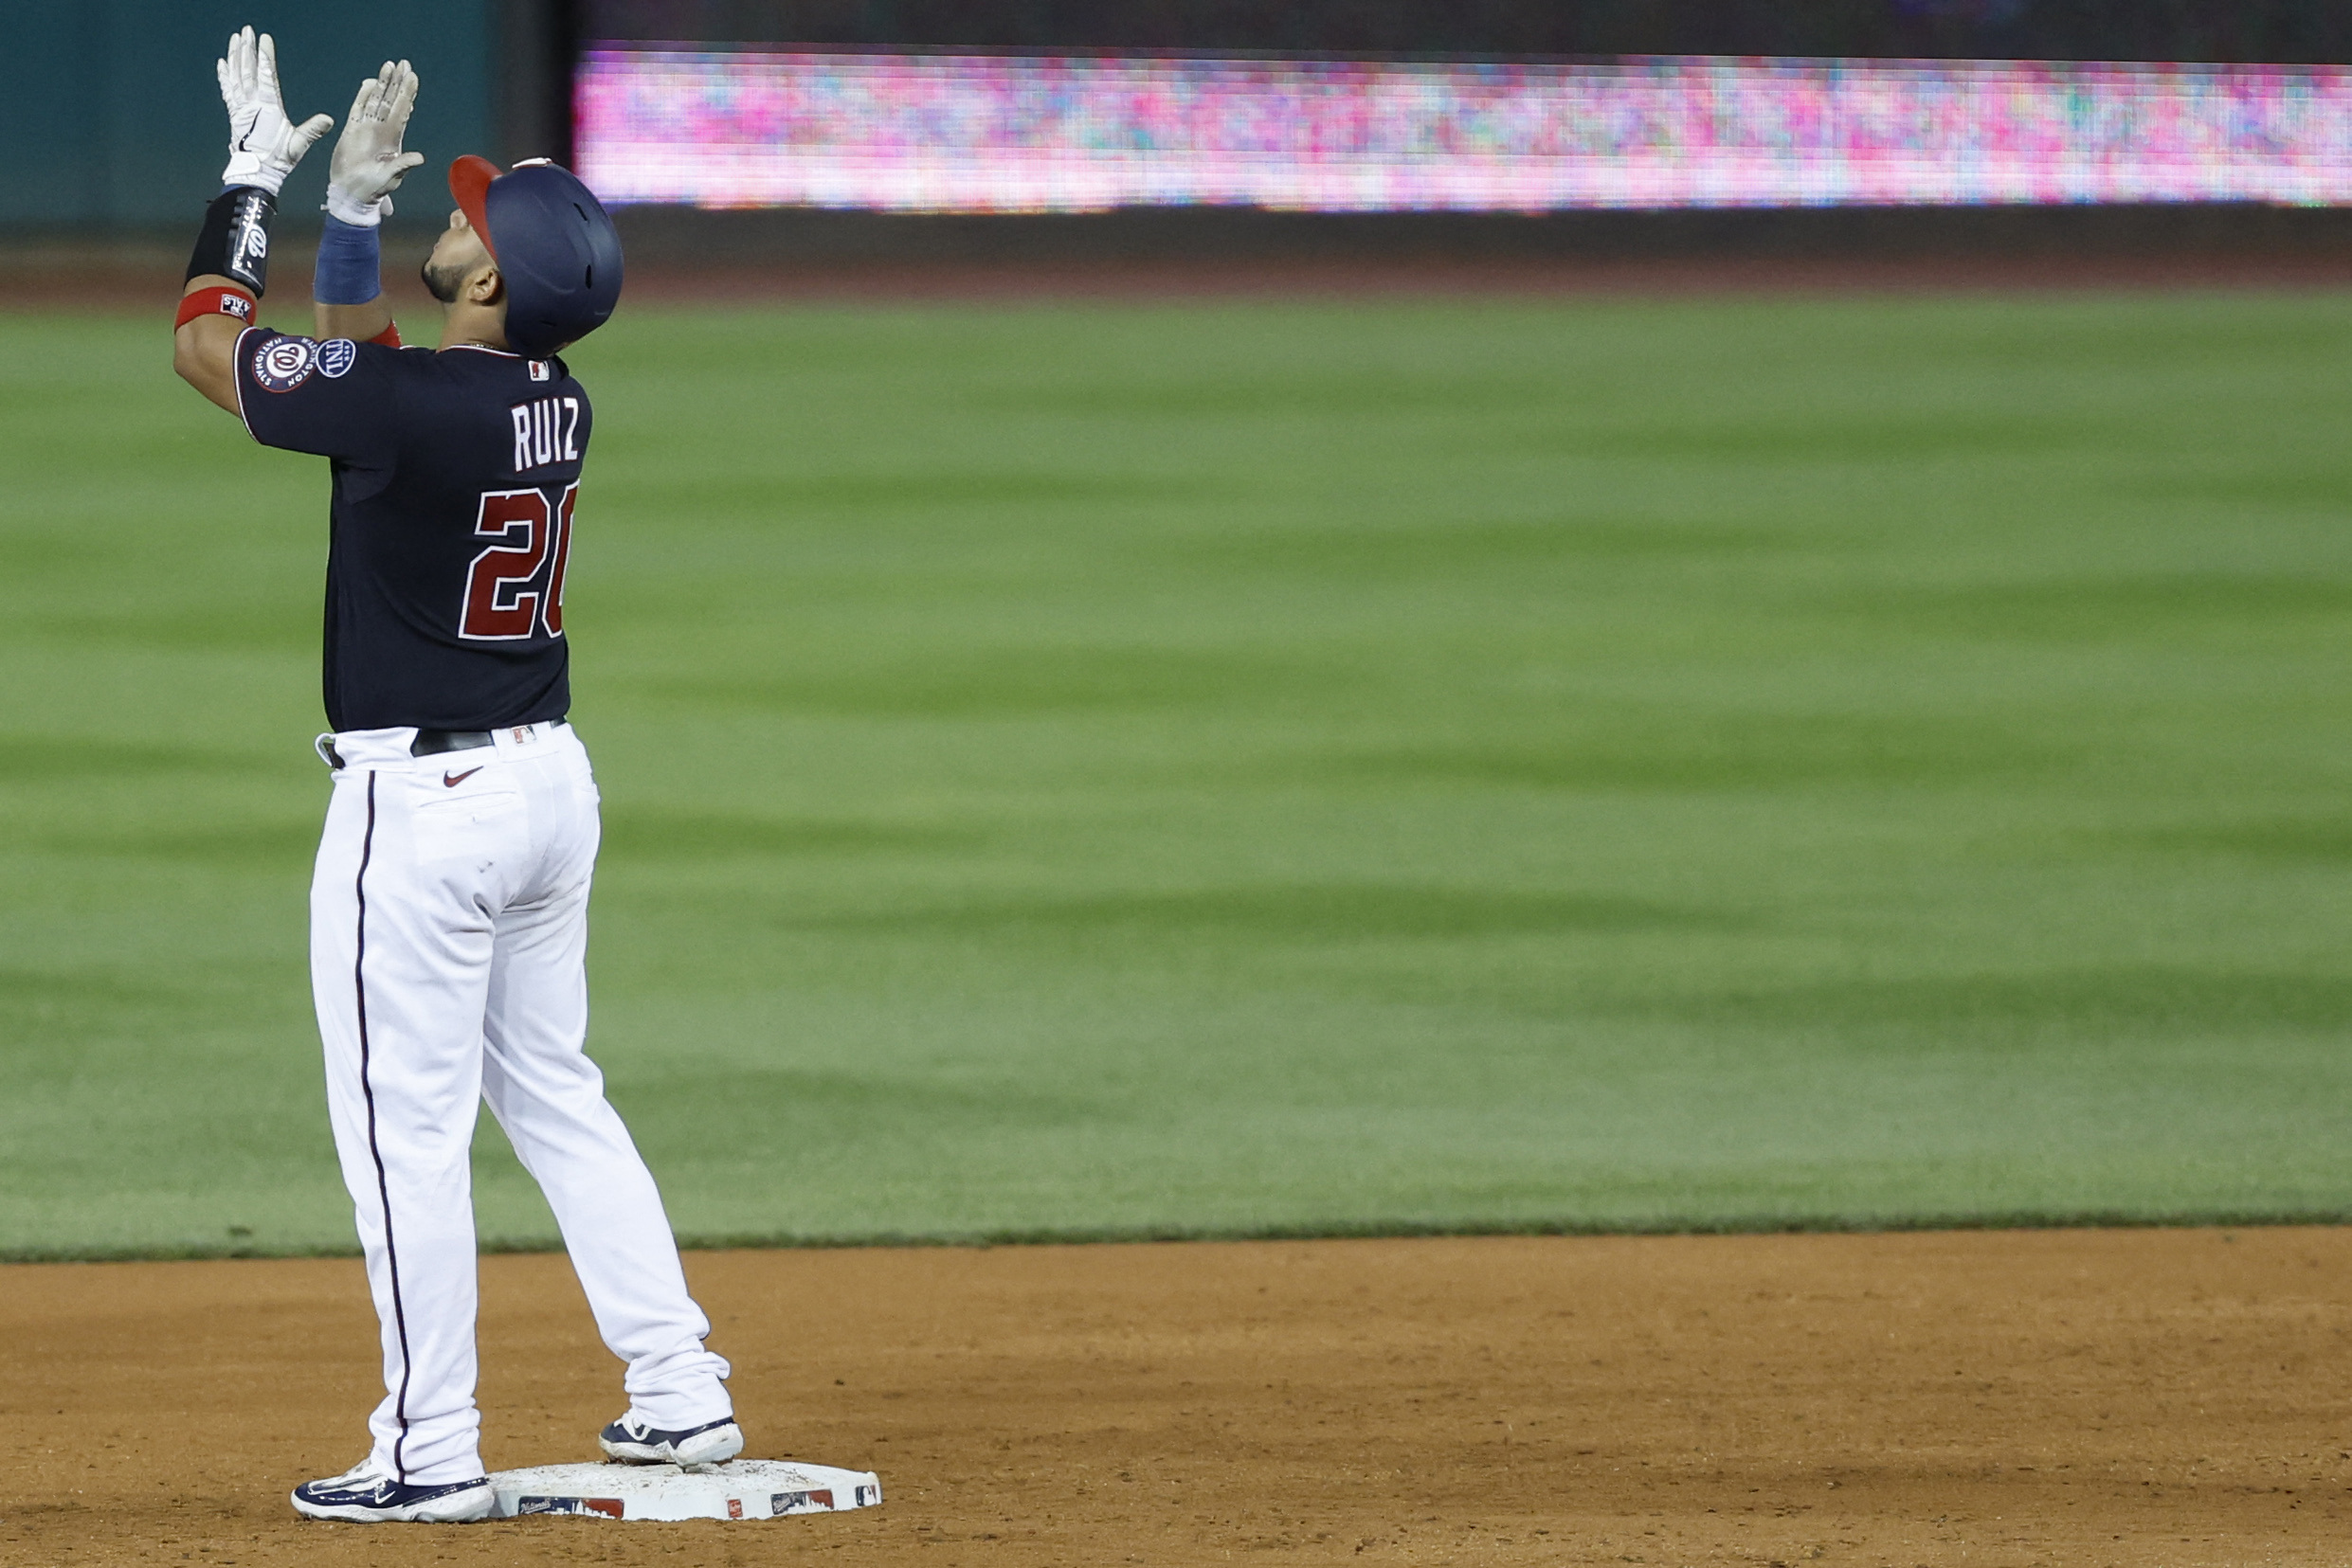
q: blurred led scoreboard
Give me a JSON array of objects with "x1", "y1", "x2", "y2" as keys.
[{"x1": 575, "y1": 49, "x2": 2352, "y2": 213}]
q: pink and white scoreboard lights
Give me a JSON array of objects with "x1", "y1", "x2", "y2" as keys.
[{"x1": 575, "y1": 48, "x2": 2352, "y2": 213}]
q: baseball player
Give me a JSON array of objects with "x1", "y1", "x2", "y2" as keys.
[{"x1": 172, "y1": 28, "x2": 742, "y2": 1523}]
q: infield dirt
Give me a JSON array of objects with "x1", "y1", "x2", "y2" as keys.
[{"x1": 4, "y1": 1230, "x2": 2346, "y2": 1567}]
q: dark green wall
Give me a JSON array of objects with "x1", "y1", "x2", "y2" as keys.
[{"x1": 2, "y1": 0, "x2": 495, "y2": 229}]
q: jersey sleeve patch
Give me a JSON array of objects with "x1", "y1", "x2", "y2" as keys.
[
  {"x1": 250, "y1": 334, "x2": 318, "y2": 393},
  {"x1": 236, "y1": 329, "x2": 398, "y2": 463}
]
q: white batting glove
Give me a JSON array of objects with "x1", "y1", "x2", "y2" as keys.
[
  {"x1": 326, "y1": 60, "x2": 425, "y2": 226},
  {"x1": 216, "y1": 27, "x2": 334, "y2": 196}
]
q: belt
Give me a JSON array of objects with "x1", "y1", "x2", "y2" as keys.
[
  {"x1": 316, "y1": 724, "x2": 560, "y2": 771},
  {"x1": 410, "y1": 729, "x2": 495, "y2": 756}
]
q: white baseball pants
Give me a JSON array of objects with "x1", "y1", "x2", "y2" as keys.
[{"x1": 308, "y1": 721, "x2": 732, "y2": 1487}]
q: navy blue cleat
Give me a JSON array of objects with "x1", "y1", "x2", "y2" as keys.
[
  {"x1": 290, "y1": 1461, "x2": 495, "y2": 1523},
  {"x1": 598, "y1": 1412, "x2": 744, "y2": 1467}
]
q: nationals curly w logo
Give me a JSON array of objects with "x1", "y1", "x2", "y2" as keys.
[{"x1": 251, "y1": 335, "x2": 317, "y2": 393}]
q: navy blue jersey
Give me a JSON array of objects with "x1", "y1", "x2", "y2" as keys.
[{"x1": 234, "y1": 327, "x2": 589, "y2": 731}]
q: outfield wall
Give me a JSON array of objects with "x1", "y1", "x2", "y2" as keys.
[
  {"x1": 11, "y1": 0, "x2": 2350, "y2": 265},
  {"x1": 603, "y1": 200, "x2": 2352, "y2": 272}
]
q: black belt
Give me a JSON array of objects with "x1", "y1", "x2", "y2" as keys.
[
  {"x1": 317, "y1": 723, "x2": 562, "y2": 770},
  {"x1": 410, "y1": 729, "x2": 495, "y2": 756}
]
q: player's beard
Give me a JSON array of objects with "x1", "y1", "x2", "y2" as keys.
[{"x1": 421, "y1": 254, "x2": 467, "y2": 304}]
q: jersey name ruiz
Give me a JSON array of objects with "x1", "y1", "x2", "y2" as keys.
[{"x1": 513, "y1": 396, "x2": 583, "y2": 472}]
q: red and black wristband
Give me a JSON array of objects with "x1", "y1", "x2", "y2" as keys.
[
  {"x1": 176, "y1": 285, "x2": 258, "y2": 330},
  {"x1": 176, "y1": 286, "x2": 402, "y2": 343}
]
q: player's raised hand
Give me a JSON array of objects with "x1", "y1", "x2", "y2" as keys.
[
  {"x1": 327, "y1": 60, "x2": 425, "y2": 226},
  {"x1": 216, "y1": 27, "x2": 335, "y2": 196}
]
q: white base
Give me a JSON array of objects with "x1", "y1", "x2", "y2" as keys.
[{"x1": 488, "y1": 1459, "x2": 882, "y2": 1522}]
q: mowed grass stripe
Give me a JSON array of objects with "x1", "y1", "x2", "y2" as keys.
[{"x1": 0, "y1": 293, "x2": 2347, "y2": 1257}]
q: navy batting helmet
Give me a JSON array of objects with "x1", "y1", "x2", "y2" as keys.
[{"x1": 449, "y1": 155, "x2": 624, "y2": 357}]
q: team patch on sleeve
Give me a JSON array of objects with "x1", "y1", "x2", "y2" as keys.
[
  {"x1": 317, "y1": 338, "x2": 358, "y2": 379},
  {"x1": 250, "y1": 334, "x2": 318, "y2": 393}
]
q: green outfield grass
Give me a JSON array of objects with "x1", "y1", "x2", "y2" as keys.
[{"x1": 3, "y1": 290, "x2": 2350, "y2": 1259}]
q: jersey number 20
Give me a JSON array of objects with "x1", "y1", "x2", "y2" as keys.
[{"x1": 460, "y1": 484, "x2": 576, "y2": 640}]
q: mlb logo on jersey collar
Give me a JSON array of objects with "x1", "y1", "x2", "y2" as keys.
[{"x1": 529, "y1": 361, "x2": 552, "y2": 382}]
